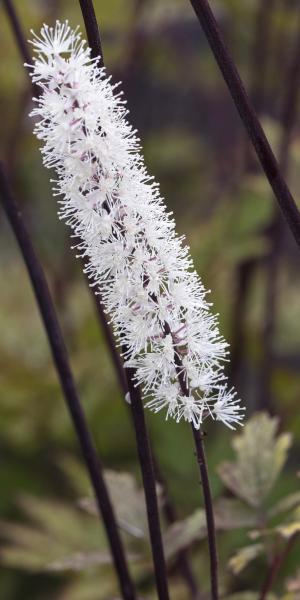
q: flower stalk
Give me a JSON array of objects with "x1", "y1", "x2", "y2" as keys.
[
  {"x1": 188, "y1": 0, "x2": 300, "y2": 249},
  {"x1": 27, "y1": 19, "x2": 244, "y2": 600},
  {"x1": 0, "y1": 163, "x2": 136, "y2": 600}
]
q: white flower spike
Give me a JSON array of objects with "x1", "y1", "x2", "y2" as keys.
[{"x1": 28, "y1": 21, "x2": 244, "y2": 430}]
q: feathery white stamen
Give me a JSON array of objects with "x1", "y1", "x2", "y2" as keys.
[{"x1": 28, "y1": 21, "x2": 245, "y2": 430}]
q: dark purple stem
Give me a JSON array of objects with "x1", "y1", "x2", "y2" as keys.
[
  {"x1": 78, "y1": 2, "x2": 170, "y2": 598},
  {"x1": 0, "y1": 165, "x2": 136, "y2": 600},
  {"x1": 230, "y1": 0, "x2": 279, "y2": 386},
  {"x1": 3, "y1": 2, "x2": 174, "y2": 596},
  {"x1": 125, "y1": 365, "x2": 170, "y2": 600},
  {"x1": 165, "y1": 322, "x2": 219, "y2": 600},
  {"x1": 260, "y1": 11, "x2": 300, "y2": 410},
  {"x1": 3, "y1": 0, "x2": 39, "y2": 96},
  {"x1": 259, "y1": 534, "x2": 298, "y2": 600},
  {"x1": 192, "y1": 429, "x2": 218, "y2": 600},
  {"x1": 93, "y1": 286, "x2": 198, "y2": 597},
  {"x1": 188, "y1": 0, "x2": 300, "y2": 249},
  {"x1": 3, "y1": 0, "x2": 31, "y2": 64},
  {"x1": 78, "y1": 0, "x2": 104, "y2": 65}
]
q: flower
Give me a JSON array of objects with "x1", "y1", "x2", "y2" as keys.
[{"x1": 28, "y1": 21, "x2": 244, "y2": 430}]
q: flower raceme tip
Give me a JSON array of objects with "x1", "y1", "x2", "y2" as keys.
[{"x1": 28, "y1": 21, "x2": 244, "y2": 430}]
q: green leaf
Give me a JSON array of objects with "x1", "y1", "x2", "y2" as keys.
[
  {"x1": 0, "y1": 475, "x2": 145, "y2": 574},
  {"x1": 164, "y1": 510, "x2": 207, "y2": 559},
  {"x1": 276, "y1": 506, "x2": 300, "y2": 539},
  {"x1": 80, "y1": 470, "x2": 162, "y2": 539},
  {"x1": 163, "y1": 498, "x2": 256, "y2": 560},
  {"x1": 276, "y1": 522, "x2": 300, "y2": 539},
  {"x1": 213, "y1": 498, "x2": 257, "y2": 529},
  {"x1": 218, "y1": 413, "x2": 292, "y2": 508},
  {"x1": 268, "y1": 492, "x2": 300, "y2": 519},
  {"x1": 55, "y1": 570, "x2": 119, "y2": 600},
  {"x1": 229, "y1": 543, "x2": 264, "y2": 574},
  {"x1": 48, "y1": 551, "x2": 117, "y2": 572}
]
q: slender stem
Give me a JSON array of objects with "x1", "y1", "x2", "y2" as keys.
[
  {"x1": 166, "y1": 322, "x2": 219, "y2": 599},
  {"x1": 244, "y1": 0, "x2": 278, "y2": 170},
  {"x1": 3, "y1": 3, "x2": 175, "y2": 596},
  {"x1": 78, "y1": 0, "x2": 104, "y2": 65},
  {"x1": 259, "y1": 534, "x2": 298, "y2": 600},
  {"x1": 93, "y1": 293, "x2": 198, "y2": 596},
  {"x1": 230, "y1": 0, "x2": 279, "y2": 386},
  {"x1": 0, "y1": 164, "x2": 136, "y2": 600},
  {"x1": 192, "y1": 429, "x2": 218, "y2": 600},
  {"x1": 3, "y1": 0, "x2": 39, "y2": 96},
  {"x1": 3, "y1": 0, "x2": 32, "y2": 64},
  {"x1": 78, "y1": 3, "x2": 171, "y2": 598},
  {"x1": 188, "y1": 0, "x2": 300, "y2": 249},
  {"x1": 260, "y1": 10, "x2": 300, "y2": 410},
  {"x1": 154, "y1": 462, "x2": 199, "y2": 598},
  {"x1": 125, "y1": 365, "x2": 170, "y2": 600}
]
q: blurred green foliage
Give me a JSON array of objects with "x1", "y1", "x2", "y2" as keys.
[{"x1": 1, "y1": 0, "x2": 300, "y2": 598}]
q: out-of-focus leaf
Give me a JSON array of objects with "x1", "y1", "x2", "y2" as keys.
[
  {"x1": 275, "y1": 505, "x2": 300, "y2": 538},
  {"x1": 218, "y1": 413, "x2": 292, "y2": 508},
  {"x1": 268, "y1": 492, "x2": 300, "y2": 519},
  {"x1": 229, "y1": 544, "x2": 264, "y2": 574},
  {"x1": 80, "y1": 470, "x2": 161, "y2": 539},
  {"x1": 213, "y1": 498, "x2": 257, "y2": 529},
  {"x1": 277, "y1": 522, "x2": 300, "y2": 539},
  {"x1": 0, "y1": 486, "x2": 142, "y2": 575},
  {"x1": 48, "y1": 551, "x2": 116, "y2": 572},
  {"x1": 55, "y1": 570, "x2": 118, "y2": 600},
  {"x1": 164, "y1": 498, "x2": 256, "y2": 560},
  {"x1": 164, "y1": 510, "x2": 207, "y2": 559},
  {"x1": 0, "y1": 520, "x2": 73, "y2": 572}
]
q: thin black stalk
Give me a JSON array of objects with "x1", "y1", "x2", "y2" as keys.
[
  {"x1": 94, "y1": 287, "x2": 198, "y2": 597},
  {"x1": 125, "y1": 365, "x2": 170, "y2": 600},
  {"x1": 3, "y1": 0, "x2": 32, "y2": 65},
  {"x1": 259, "y1": 534, "x2": 298, "y2": 600},
  {"x1": 188, "y1": 0, "x2": 300, "y2": 249},
  {"x1": 244, "y1": 0, "x2": 278, "y2": 170},
  {"x1": 0, "y1": 164, "x2": 136, "y2": 600},
  {"x1": 165, "y1": 322, "x2": 219, "y2": 600},
  {"x1": 260, "y1": 10, "x2": 300, "y2": 410},
  {"x1": 95, "y1": 298, "x2": 198, "y2": 597},
  {"x1": 192, "y1": 429, "x2": 218, "y2": 600},
  {"x1": 154, "y1": 464, "x2": 199, "y2": 598},
  {"x1": 229, "y1": 258, "x2": 254, "y2": 386},
  {"x1": 78, "y1": 3, "x2": 171, "y2": 598},
  {"x1": 3, "y1": 3, "x2": 176, "y2": 596},
  {"x1": 230, "y1": 0, "x2": 279, "y2": 385},
  {"x1": 78, "y1": 0, "x2": 104, "y2": 65},
  {"x1": 3, "y1": 0, "x2": 39, "y2": 96}
]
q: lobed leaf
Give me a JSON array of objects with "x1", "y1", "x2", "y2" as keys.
[
  {"x1": 229, "y1": 543, "x2": 264, "y2": 574},
  {"x1": 218, "y1": 413, "x2": 292, "y2": 508}
]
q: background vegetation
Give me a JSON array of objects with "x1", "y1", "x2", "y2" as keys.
[{"x1": 0, "y1": 0, "x2": 300, "y2": 598}]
